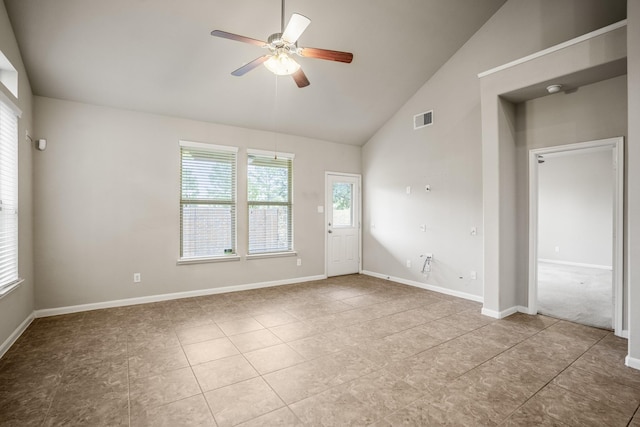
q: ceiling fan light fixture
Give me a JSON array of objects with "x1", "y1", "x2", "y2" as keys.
[{"x1": 264, "y1": 52, "x2": 301, "y2": 76}]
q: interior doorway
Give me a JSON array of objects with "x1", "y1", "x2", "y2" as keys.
[
  {"x1": 528, "y1": 137, "x2": 624, "y2": 335},
  {"x1": 326, "y1": 172, "x2": 361, "y2": 277}
]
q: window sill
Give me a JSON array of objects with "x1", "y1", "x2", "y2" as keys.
[
  {"x1": 177, "y1": 255, "x2": 241, "y2": 265},
  {"x1": 245, "y1": 251, "x2": 297, "y2": 260},
  {"x1": 0, "y1": 278, "x2": 25, "y2": 301}
]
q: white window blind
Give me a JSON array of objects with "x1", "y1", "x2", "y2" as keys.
[
  {"x1": 247, "y1": 150, "x2": 294, "y2": 254},
  {"x1": 180, "y1": 141, "x2": 237, "y2": 259},
  {"x1": 0, "y1": 99, "x2": 19, "y2": 290}
]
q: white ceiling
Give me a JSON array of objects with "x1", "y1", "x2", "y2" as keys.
[{"x1": 5, "y1": 0, "x2": 506, "y2": 145}]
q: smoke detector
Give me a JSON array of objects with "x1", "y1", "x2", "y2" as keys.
[{"x1": 546, "y1": 84, "x2": 563, "y2": 94}]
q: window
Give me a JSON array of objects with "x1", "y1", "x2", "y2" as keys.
[
  {"x1": 247, "y1": 150, "x2": 294, "y2": 254},
  {"x1": 180, "y1": 141, "x2": 237, "y2": 259},
  {"x1": 0, "y1": 97, "x2": 19, "y2": 292}
]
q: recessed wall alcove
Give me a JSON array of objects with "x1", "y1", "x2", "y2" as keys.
[{"x1": 477, "y1": 21, "x2": 628, "y2": 330}]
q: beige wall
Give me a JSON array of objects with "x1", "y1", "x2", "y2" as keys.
[
  {"x1": 361, "y1": 0, "x2": 626, "y2": 299},
  {"x1": 627, "y1": 0, "x2": 640, "y2": 365},
  {"x1": 33, "y1": 97, "x2": 361, "y2": 310},
  {"x1": 537, "y1": 150, "x2": 614, "y2": 266},
  {"x1": 0, "y1": 0, "x2": 34, "y2": 350}
]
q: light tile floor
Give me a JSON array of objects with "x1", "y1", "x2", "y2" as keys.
[{"x1": 1, "y1": 274, "x2": 639, "y2": 426}]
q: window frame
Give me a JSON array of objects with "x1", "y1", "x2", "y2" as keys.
[
  {"x1": 0, "y1": 92, "x2": 22, "y2": 297},
  {"x1": 178, "y1": 140, "x2": 239, "y2": 264},
  {"x1": 246, "y1": 149, "x2": 295, "y2": 256}
]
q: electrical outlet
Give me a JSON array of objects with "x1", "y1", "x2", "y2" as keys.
[
  {"x1": 133, "y1": 273, "x2": 141, "y2": 283},
  {"x1": 406, "y1": 186, "x2": 411, "y2": 194},
  {"x1": 420, "y1": 224, "x2": 426, "y2": 232},
  {"x1": 470, "y1": 271, "x2": 477, "y2": 280},
  {"x1": 296, "y1": 258, "x2": 302, "y2": 266},
  {"x1": 554, "y1": 246, "x2": 560, "y2": 253},
  {"x1": 470, "y1": 227, "x2": 477, "y2": 236},
  {"x1": 406, "y1": 259, "x2": 411, "y2": 268}
]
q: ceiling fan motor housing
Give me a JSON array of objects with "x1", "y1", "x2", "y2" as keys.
[{"x1": 267, "y1": 33, "x2": 298, "y2": 54}]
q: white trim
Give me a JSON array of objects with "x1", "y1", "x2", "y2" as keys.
[
  {"x1": 247, "y1": 148, "x2": 295, "y2": 159},
  {"x1": 177, "y1": 255, "x2": 241, "y2": 265},
  {"x1": 480, "y1": 305, "x2": 528, "y2": 319},
  {"x1": 478, "y1": 20, "x2": 627, "y2": 78},
  {"x1": 620, "y1": 329, "x2": 629, "y2": 339},
  {"x1": 179, "y1": 140, "x2": 238, "y2": 152},
  {"x1": 245, "y1": 251, "x2": 297, "y2": 260},
  {"x1": 528, "y1": 137, "x2": 625, "y2": 337},
  {"x1": 361, "y1": 270, "x2": 483, "y2": 303},
  {"x1": 625, "y1": 355, "x2": 640, "y2": 371},
  {"x1": 0, "y1": 278, "x2": 24, "y2": 300},
  {"x1": 0, "y1": 89, "x2": 22, "y2": 117},
  {"x1": 34, "y1": 274, "x2": 326, "y2": 318},
  {"x1": 538, "y1": 259, "x2": 612, "y2": 271},
  {"x1": 0, "y1": 312, "x2": 34, "y2": 359}
]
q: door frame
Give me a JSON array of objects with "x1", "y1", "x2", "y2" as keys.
[
  {"x1": 325, "y1": 172, "x2": 362, "y2": 277},
  {"x1": 527, "y1": 137, "x2": 624, "y2": 336}
]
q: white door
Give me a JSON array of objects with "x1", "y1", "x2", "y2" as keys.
[{"x1": 326, "y1": 173, "x2": 361, "y2": 277}]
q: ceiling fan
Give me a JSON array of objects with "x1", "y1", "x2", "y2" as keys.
[{"x1": 210, "y1": 0, "x2": 353, "y2": 88}]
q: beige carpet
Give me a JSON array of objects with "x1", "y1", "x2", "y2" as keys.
[{"x1": 537, "y1": 261, "x2": 612, "y2": 330}]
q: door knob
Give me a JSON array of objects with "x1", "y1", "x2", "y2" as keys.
[{"x1": 328, "y1": 230, "x2": 333, "y2": 233}]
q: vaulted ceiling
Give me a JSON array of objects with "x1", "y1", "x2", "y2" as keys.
[{"x1": 5, "y1": 0, "x2": 506, "y2": 145}]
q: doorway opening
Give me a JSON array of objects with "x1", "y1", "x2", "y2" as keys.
[
  {"x1": 325, "y1": 172, "x2": 361, "y2": 277},
  {"x1": 528, "y1": 137, "x2": 624, "y2": 335}
]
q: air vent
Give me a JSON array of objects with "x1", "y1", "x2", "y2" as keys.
[{"x1": 413, "y1": 110, "x2": 433, "y2": 130}]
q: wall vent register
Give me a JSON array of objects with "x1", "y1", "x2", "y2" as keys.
[{"x1": 413, "y1": 110, "x2": 433, "y2": 130}]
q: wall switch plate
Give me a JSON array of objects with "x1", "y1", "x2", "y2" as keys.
[
  {"x1": 317, "y1": 206, "x2": 324, "y2": 213},
  {"x1": 133, "y1": 273, "x2": 141, "y2": 283}
]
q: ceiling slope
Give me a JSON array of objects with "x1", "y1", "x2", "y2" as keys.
[{"x1": 5, "y1": 0, "x2": 506, "y2": 145}]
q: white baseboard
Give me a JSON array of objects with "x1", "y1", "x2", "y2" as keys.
[
  {"x1": 35, "y1": 274, "x2": 326, "y2": 318},
  {"x1": 0, "y1": 312, "x2": 35, "y2": 359},
  {"x1": 538, "y1": 259, "x2": 612, "y2": 271},
  {"x1": 480, "y1": 305, "x2": 528, "y2": 319},
  {"x1": 361, "y1": 270, "x2": 483, "y2": 303},
  {"x1": 625, "y1": 355, "x2": 640, "y2": 371},
  {"x1": 618, "y1": 329, "x2": 629, "y2": 339}
]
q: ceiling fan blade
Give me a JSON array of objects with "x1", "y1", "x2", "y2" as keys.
[
  {"x1": 231, "y1": 55, "x2": 270, "y2": 76},
  {"x1": 211, "y1": 30, "x2": 267, "y2": 47},
  {"x1": 281, "y1": 13, "x2": 311, "y2": 44},
  {"x1": 292, "y1": 68, "x2": 310, "y2": 88},
  {"x1": 299, "y1": 47, "x2": 353, "y2": 64}
]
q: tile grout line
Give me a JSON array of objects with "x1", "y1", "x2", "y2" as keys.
[
  {"x1": 180, "y1": 334, "x2": 218, "y2": 426},
  {"x1": 375, "y1": 316, "x2": 562, "y2": 424},
  {"x1": 492, "y1": 326, "x2": 612, "y2": 425},
  {"x1": 126, "y1": 337, "x2": 132, "y2": 427}
]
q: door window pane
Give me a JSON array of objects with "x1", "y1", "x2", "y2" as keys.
[{"x1": 333, "y1": 182, "x2": 353, "y2": 227}]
